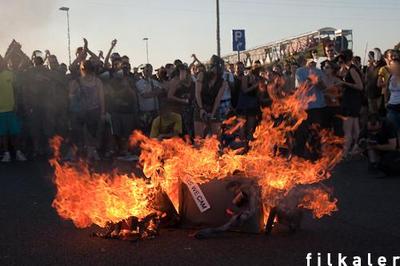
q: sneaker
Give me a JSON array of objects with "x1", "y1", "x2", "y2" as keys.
[
  {"x1": 104, "y1": 150, "x2": 115, "y2": 160},
  {"x1": 92, "y1": 150, "x2": 101, "y2": 161},
  {"x1": 1, "y1": 152, "x2": 11, "y2": 163},
  {"x1": 117, "y1": 153, "x2": 139, "y2": 162},
  {"x1": 15, "y1": 150, "x2": 27, "y2": 162},
  {"x1": 63, "y1": 149, "x2": 77, "y2": 162},
  {"x1": 350, "y1": 144, "x2": 361, "y2": 156},
  {"x1": 87, "y1": 147, "x2": 101, "y2": 161}
]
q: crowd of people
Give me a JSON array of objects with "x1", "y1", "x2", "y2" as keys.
[{"x1": 1, "y1": 38, "x2": 400, "y2": 175}]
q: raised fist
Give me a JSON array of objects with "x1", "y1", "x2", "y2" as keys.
[
  {"x1": 83, "y1": 38, "x2": 88, "y2": 49},
  {"x1": 111, "y1": 39, "x2": 117, "y2": 47}
]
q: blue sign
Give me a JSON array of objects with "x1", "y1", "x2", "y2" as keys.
[{"x1": 232, "y1": 29, "x2": 246, "y2": 52}]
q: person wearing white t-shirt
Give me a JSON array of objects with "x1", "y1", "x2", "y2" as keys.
[{"x1": 135, "y1": 64, "x2": 165, "y2": 134}]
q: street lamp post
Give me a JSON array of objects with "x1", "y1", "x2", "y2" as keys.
[
  {"x1": 143, "y1": 37, "x2": 149, "y2": 64},
  {"x1": 216, "y1": 0, "x2": 221, "y2": 57},
  {"x1": 59, "y1": 7, "x2": 71, "y2": 66}
]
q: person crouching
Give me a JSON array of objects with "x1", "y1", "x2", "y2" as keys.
[{"x1": 150, "y1": 100, "x2": 182, "y2": 140}]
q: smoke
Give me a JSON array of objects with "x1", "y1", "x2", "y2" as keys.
[{"x1": 0, "y1": 0, "x2": 56, "y2": 55}]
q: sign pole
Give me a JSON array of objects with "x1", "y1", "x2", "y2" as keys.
[{"x1": 233, "y1": 29, "x2": 245, "y2": 63}]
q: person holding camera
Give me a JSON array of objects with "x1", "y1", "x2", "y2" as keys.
[{"x1": 360, "y1": 114, "x2": 399, "y2": 175}]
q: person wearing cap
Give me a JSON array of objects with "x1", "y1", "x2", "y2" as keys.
[
  {"x1": 150, "y1": 100, "x2": 182, "y2": 140},
  {"x1": 155, "y1": 66, "x2": 168, "y2": 82},
  {"x1": 0, "y1": 55, "x2": 27, "y2": 162}
]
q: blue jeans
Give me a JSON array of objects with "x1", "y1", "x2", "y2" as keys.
[
  {"x1": 0, "y1": 111, "x2": 21, "y2": 136},
  {"x1": 387, "y1": 109, "x2": 400, "y2": 131}
]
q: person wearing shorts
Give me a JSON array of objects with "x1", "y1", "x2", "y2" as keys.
[
  {"x1": 0, "y1": 58, "x2": 27, "y2": 162},
  {"x1": 107, "y1": 69, "x2": 138, "y2": 158},
  {"x1": 68, "y1": 60, "x2": 105, "y2": 161}
]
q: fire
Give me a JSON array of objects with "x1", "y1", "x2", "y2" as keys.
[
  {"x1": 50, "y1": 137, "x2": 155, "y2": 228},
  {"x1": 298, "y1": 188, "x2": 338, "y2": 219},
  {"x1": 50, "y1": 78, "x2": 343, "y2": 230}
]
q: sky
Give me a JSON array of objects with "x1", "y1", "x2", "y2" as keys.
[{"x1": 0, "y1": 0, "x2": 399, "y2": 67}]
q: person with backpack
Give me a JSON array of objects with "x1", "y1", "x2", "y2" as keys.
[{"x1": 68, "y1": 60, "x2": 105, "y2": 161}]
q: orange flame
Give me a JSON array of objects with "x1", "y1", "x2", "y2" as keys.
[
  {"x1": 50, "y1": 137, "x2": 155, "y2": 228},
  {"x1": 50, "y1": 79, "x2": 343, "y2": 229},
  {"x1": 298, "y1": 188, "x2": 338, "y2": 219}
]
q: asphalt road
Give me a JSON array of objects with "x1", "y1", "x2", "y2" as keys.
[{"x1": 1, "y1": 159, "x2": 400, "y2": 266}]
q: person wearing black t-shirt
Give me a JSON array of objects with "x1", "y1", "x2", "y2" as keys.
[
  {"x1": 320, "y1": 43, "x2": 337, "y2": 70},
  {"x1": 360, "y1": 114, "x2": 398, "y2": 173}
]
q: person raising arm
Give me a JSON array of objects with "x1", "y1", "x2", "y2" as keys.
[{"x1": 104, "y1": 39, "x2": 117, "y2": 69}]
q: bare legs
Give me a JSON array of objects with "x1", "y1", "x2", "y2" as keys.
[
  {"x1": 194, "y1": 121, "x2": 221, "y2": 138},
  {"x1": 343, "y1": 117, "x2": 360, "y2": 157}
]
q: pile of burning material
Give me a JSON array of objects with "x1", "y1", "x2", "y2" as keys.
[
  {"x1": 92, "y1": 190, "x2": 181, "y2": 241},
  {"x1": 264, "y1": 184, "x2": 337, "y2": 235},
  {"x1": 179, "y1": 176, "x2": 264, "y2": 239},
  {"x1": 92, "y1": 213, "x2": 161, "y2": 241},
  {"x1": 49, "y1": 80, "x2": 343, "y2": 240}
]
